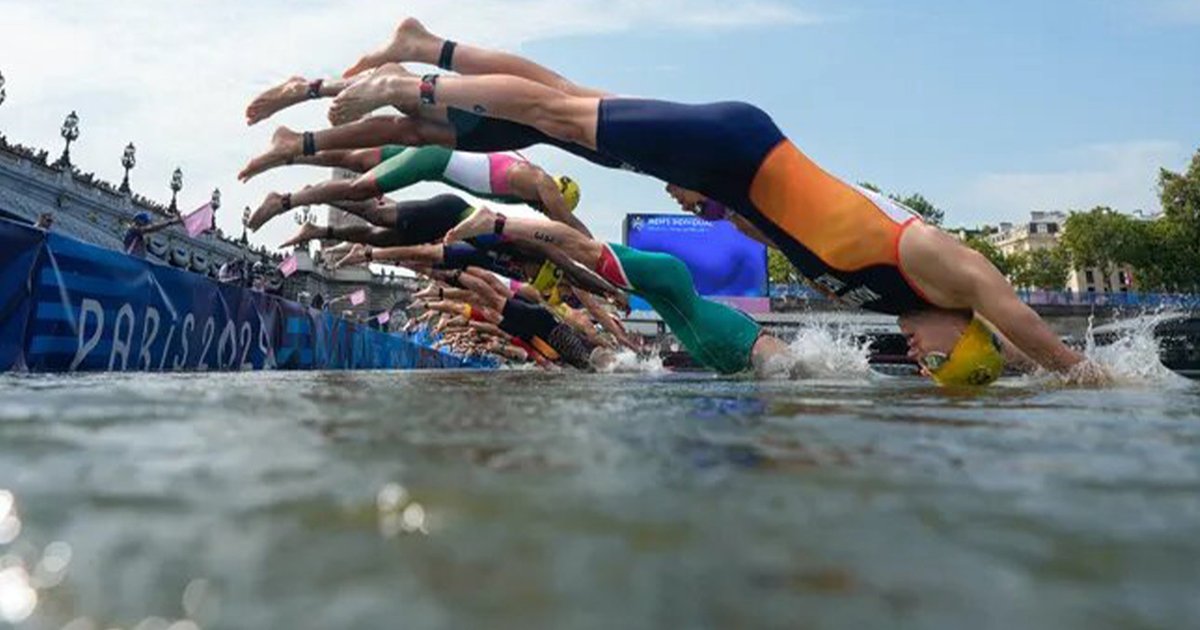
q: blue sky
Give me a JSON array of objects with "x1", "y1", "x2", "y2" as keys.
[{"x1": 0, "y1": 0, "x2": 1197, "y2": 246}]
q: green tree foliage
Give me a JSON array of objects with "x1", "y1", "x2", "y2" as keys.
[
  {"x1": 1007, "y1": 247, "x2": 1069, "y2": 291},
  {"x1": 1056, "y1": 148, "x2": 1200, "y2": 292},
  {"x1": 1157, "y1": 151, "x2": 1200, "y2": 291},
  {"x1": 1060, "y1": 207, "x2": 1143, "y2": 270},
  {"x1": 858, "y1": 182, "x2": 945, "y2": 225},
  {"x1": 1030, "y1": 246, "x2": 1070, "y2": 291},
  {"x1": 767, "y1": 248, "x2": 800, "y2": 285},
  {"x1": 963, "y1": 235, "x2": 1009, "y2": 276},
  {"x1": 891, "y1": 193, "x2": 945, "y2": 227},
  {"x1": 858, "y1": 182, "x2": 882, "y2": 193}
]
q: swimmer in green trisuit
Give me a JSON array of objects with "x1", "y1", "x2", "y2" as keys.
[
  {"x1": 444, "y1": 207, "x2": 796, "y2": 376},
  {"x1": 244, "y1": 143, "x2": 586, "y2": 236}
]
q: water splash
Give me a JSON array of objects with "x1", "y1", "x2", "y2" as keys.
[
  {"x1": 1044, "y1": 311, "x2": 1191, "y2": 388},
  {"x1": 600, "y1": 349, "x2": 666, "y2": 375},
  {"x1": 760, "y1": 323, "x2": 873, "y2": 381}
]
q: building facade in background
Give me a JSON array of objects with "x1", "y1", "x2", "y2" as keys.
[{"x1": 984, "y1": 211, "x2": 1134, "y2": 294}]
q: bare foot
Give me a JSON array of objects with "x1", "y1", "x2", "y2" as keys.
[
  {"x1": 246, "y1": 77, "x2": 312, "y2": 125},
  {"x1": 413, "y1": 284, "x2": 443, "y2": 301},
  {"x1": 323, "y1": 242, "x2": 354, "y2": 259},
  {"x1": 247, "y1": 192, "x2": 289, "y2": 231},
  {"x1": 280, "y1": 222, "x2": 327, "y2": 249},
  {"x1": 343, "y1": 17, "x2": 440, "y2": 78},
  {"x1": 336, "y1": 244, "x2": 371, "y2": 269},
  {"x1": 239, "y1": 127, "x2": 303, "y2": 182},
  {"x1": 328, "y1": 63, "x2": 416, "y2": 126},
  {"x1": 444, "y1": 207, "x2": 500, "y2": 244}
]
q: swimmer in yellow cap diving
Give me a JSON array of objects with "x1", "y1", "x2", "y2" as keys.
[{"x1": 320, "y1": 17, "x2": 1108, "y2": 387}]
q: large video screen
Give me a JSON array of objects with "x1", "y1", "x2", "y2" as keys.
[{"x1": 624, "y1": 214, "x2": 768, "y2": 312}]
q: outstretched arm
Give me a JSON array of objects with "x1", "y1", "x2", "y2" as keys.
[
  {"x1": 532, "y1": 174, "x2": 592, "y2": 237},
  {"x1": 572, "y1": 288, "x2": 638, "y2": 351},
  {"x1": 904, "y1": 228, "x2": 1085, "y2": 375},
  {"x1": 140, "y1": 217, "x2": 183, "y2": 236},
  {"x1": 537, "y1": 246, "x2": 621, "y2": 299}
]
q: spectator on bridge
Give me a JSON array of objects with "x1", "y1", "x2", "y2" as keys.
[
  {"x1": 35, "y1": 212, "x2": 54, "y2": 231},
  {"x1": 250, "y1": 261, "x2": 267, "y2": 292},
  {"x1": 124, "y1": 212, "x2": 180, "y2": 258},
  {"x1": 218, "y1": 259, "x2": 248, "y2": 286}
]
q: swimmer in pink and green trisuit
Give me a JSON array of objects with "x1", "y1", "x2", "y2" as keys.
[{"x1": 244, "y1": 142, "x2": 586, "y2": 236}]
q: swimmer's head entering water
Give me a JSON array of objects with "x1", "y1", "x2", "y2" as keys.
[
  {"x1": 899, "y1": 310, "x2": 1005, "y2": 387},
  {"x1": 554, "y1": 176, "x2": 581, "y2": 211}
]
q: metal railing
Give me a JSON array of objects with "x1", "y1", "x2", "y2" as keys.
[{"x1": 768, "y1": 284, "x2": 1200, "y2": 309}]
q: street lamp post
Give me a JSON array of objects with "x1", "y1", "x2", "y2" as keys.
[
  {"x1": 211, "y1": 188, "x2": 221, "y2": 212},
  {"x1": 241, "y1": 206, "x2": 250, "y2": 245},
  {"x1": 119, "y1": 142, "x2": 136, "y2": 193},
  {"x1": 169, "y1": 167, "x2": 183, "y2": 214},
  {"x1": 54, "y1": 111, "x2": 80, "y2": 169},
  {"x1": 0, "y1": 70, "x2": 6, "y2": 107}
]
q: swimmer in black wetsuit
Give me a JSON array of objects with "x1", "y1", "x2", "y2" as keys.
[
  {"x1": 280, "y1": 194, "x2": 474, "y2": 249},
  {"x1": 439, "y1": 267, "x2": 617, "y2": 371}
]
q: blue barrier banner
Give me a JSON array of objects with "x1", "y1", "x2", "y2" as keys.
[{"x1": 0, "y1": 219, "x2": 492, "y2": 373}]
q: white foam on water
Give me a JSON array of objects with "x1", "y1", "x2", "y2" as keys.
[
  {"x1": 1040, "y1": 311, "x2": 1192, "y2": 388},
  {"x1": 759, "y1": 322, "x2": 874, "y2": 381},
  {"x1": 599, "y1": 349, "x2": 666, "y2": 375}
]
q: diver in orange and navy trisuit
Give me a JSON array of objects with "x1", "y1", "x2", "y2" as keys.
[{"x1": 322, "y1": 18, "x2": 1108, "y2": 386}]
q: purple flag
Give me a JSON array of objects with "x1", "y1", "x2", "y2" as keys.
[
  {"x1": 349, "y1": 289, "x2": 367, "y2": 306},
  {"x1": 377, "y1": 311, "x2": 391, "y2": 325},
  {"x1": 278, "y1": 254, "x2": 299, "y2": 278},
  {"x1": 183, "y1": 202, "x2": 214, "y2": 238}
]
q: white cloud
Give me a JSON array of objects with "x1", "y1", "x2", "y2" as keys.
[
  {"x1": 956, "y1": 141, "x2": 1190, "y2": 222},
  {"x1": 0, "y1": 0, "x2": 816, "y2": 250}
]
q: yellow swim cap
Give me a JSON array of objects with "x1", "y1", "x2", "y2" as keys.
[
  {"x1": 555, "y1": 175, "x2": 581, "y2": 212},
  {"x1": 532, "y1": 261, "x2": 564, "y2": 301},
  {"x1": 923, "y1": 319, "x2": 1005, "y2": 387}
]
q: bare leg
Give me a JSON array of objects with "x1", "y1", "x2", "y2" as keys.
[
  {"x1": 329, "y1": 65, "x2": 600, "y2": 149},
  {"x1": 238, "y1": 116, "x2": 458, "y2": 182},
  {"x1": 446, "y1": 207, "x2": 603, "y2": 267},
  {"x1": 455, "y1": 267, "x2": 510, "y2": 313},
  {"x1": 346, "y1": 242, "x2": 444, "y2": 268},
  {"x1": 246, "y1": 76, "x2": 357, "y2": 126},
  {"x1": 247, "y1": 176, "x2": 380, "y2": 231},
  {"x1": 304, "y1": 115, "x2": 455, "y2": 152},
  {"x1": 344, "y1": 17, "x2": 607, "y2": 98},
  {"x1": 328, "y1": 198, "x2": 397, "y2": 228},
  {"x1": 239, "y1": 128, "x2": 383, "y2": 182},
  {"x1": 281, "y1": 223, "x2": 405, "y2": 249}
]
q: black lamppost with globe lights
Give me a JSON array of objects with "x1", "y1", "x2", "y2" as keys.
[
  {"x1": 119, "y1": 143, "x2": 136, "y2": 193},
  {"x1": 53, "y1": 111, "x2": 80, "y2": 169},
  {"x1": 168, "y1": 167, "x2": 183, "y2": 214},
  {"x1": 0, "y1": 70, "x2": 7, "y2": 107}
]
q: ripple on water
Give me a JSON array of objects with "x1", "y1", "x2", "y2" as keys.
[{"x1": 0, "y1": 367, "x2": 1196, "y2": 628}]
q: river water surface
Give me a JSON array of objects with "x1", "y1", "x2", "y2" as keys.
[{"x1": 1, "y1": 351, "x2": 1199, "y2": 629}]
